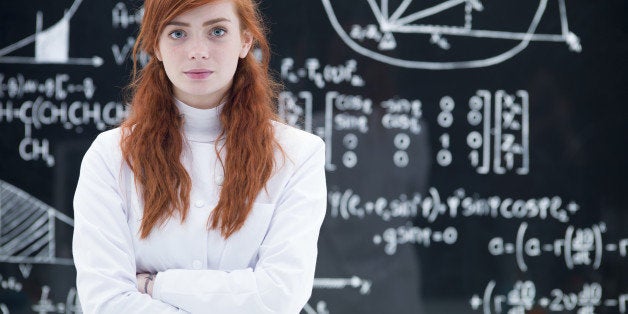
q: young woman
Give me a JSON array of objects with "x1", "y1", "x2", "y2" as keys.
[{"x1": 72, "y1": 0, "x2": 327, "y2": 313}]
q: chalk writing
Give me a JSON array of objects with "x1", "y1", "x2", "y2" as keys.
[
  {"x1": 328, "y1": 188, "x2": 578, "y2": 223},
  {"x1": 0, "y1": 74, "x2": 95, "y2": 100},
  {"x1": 321, "y1": 0, "x2": 581, "y2": 69},
  {"x1": 0, "y1": 275, "x2": 22, "y2": 292},
  {"x1": 302, "y1": 301, "x2": 330, "y2": 314},
  {"x1": 314, "y1": 277, "x2": 372, "y2": 295},
  {"x1": 467, "y1": 90, "x2": 530, "y2": 175},
  {"x1": 470, "y1": 281, "x2": 628, "y2": 314},
  {"x1": 0, "y1": 72, "x2": 127, "y2": 166},
  {"x1": 280, "y1": 58, "x2": 365, "y2": 89},
  {"x1": 488, "y1": 222, "x2": 628, "y2": 272},
  {"x1": 31, "y1": 286, "x2": 81, "y2": 314},
  {"x1": 112, "y1": 2, "x2": 144, "y2": 29},
  {"x1": 373, "y1": 223, "x2": 458, "y2": 255},
  {"x1": 0, "y1": 0, "x2": 104, "y2": 67}
]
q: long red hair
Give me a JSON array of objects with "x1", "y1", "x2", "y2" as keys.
[{"x1": 121, "y1": 0, "x2": 281, "y2": 239}]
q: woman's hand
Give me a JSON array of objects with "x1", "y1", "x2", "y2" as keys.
[{"x1": 136, "y1": 273, "x2": 155, "y2": 296}]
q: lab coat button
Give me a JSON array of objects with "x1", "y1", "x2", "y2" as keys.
[
  {"x1": 194, "y1": 200, "x2": 204, "y2": 208},
  {"x1": 215, "y1": 175, "x2": 224, "y2": 185},
  {"x1": 192, "y1": 260, "x2": 202, "y2": 269}
]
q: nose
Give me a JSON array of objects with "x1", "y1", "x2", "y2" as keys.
[{"x1": 187, "y1": 39, "x2": 209, "y2": 60}]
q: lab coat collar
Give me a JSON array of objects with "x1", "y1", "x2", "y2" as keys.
[{"x1": 174, "y1": 98, "x2": 224, "y2": 143}]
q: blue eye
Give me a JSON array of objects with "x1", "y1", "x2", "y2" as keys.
[
  {"x1": 212, "y1": 28, "x2": 226, "y2": 37},
  {"x1": 169, "y1": 30, "x2": 186, "y2": 39}
]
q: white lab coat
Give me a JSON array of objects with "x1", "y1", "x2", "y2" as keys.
[{"x1": 72, "y1": 100, "x2": 327, "y2": 313}]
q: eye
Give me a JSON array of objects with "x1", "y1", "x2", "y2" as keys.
[
  {"x1": 168, "y1": 30, "x2": 186, "y2": 39},
  {"x1": 211, "y1": 27, "x2": 227, "y2": 37}
]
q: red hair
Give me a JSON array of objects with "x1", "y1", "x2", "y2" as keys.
[{"x1": 121, "y1": 0, "x2": 281, "y2": 239}]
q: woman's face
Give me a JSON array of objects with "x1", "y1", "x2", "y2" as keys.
[{"x1": 156, "y1": 0, "x2": 252, "y2": 109}]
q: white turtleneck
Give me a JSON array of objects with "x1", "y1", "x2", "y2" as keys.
[
  {"x1": 174, "y1": 97, "x2": 223, "y2": 143},
  {"x1": 72, "y1": 99, "x2": 327, "y2": 313}
]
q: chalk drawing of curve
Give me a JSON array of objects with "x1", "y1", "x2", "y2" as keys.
[
  {"x1": 0, "y1": 179, "x2": 74, "y2": 266},
  {"x1": 321, "y1": 0, "x2": 582, "y2": 69},
  {"x1": 0, "y1": 0, "x2": 103, "y2": 67}
]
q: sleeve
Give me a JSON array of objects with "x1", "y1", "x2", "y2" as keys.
[
  {"x1": 151, "y1": 137, "x2": 327, "y2": 314},
  {"x1": 72, "y1": 134, "x2": 188, "y2": 314}
]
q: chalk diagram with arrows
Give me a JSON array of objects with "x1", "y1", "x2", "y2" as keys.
[
  {"x1": 0, "y1": 0, "x2": 103, "y2": 67},
  {"x1": 321, "y1": 0, "x2": 582, "y2": 69}
]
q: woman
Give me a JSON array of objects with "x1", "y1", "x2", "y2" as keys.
[{"x1": 72, "y1": 0, "x2": 327, "y2": 313}]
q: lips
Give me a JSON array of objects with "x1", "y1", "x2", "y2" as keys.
[{"x1": 184, "y1": 69, "x2": 213, "y2": 79}]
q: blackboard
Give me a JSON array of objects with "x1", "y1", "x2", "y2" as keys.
[{"x1": 1, "y1": 0, "x2": 627, "y2": 313}]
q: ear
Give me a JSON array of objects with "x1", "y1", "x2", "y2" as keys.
[{"x1": 239, "y1": 31, "x2": 253, "y2": 58}]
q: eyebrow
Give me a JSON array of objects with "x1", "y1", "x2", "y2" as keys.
[{"x1": 166, "y1": 18, "x2": 232, "y2": 27}]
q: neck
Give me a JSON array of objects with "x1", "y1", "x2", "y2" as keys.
[
  {"x1": 174, "y1": 85, "x2": 232, "y2": 110},
  {"x1": 174, "y1": 98, "x2": 224, "y2": 143}
]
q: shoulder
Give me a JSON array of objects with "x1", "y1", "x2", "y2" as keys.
[
  {"x1": 81, "y1": 127, "x2": 124, "y2": 170},
  {"x1": 272, "y1": 121, "x2": 324, "y2": 148},
  {"x1": 93, "y1": 127, "x2": 123, "y2": 146},
  {"x1": 87, "y1": 127, "x2": 123, "y2": 155},
  {"x1": 272, "y1": 121, "x2": 325, "y2": 161}
]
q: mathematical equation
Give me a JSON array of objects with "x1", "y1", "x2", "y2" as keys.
[
  {"x1": 303, "y1": 277, "x2": 373, "y2": 314},
  {"x1": 471, "y1": 281, "x2": 628, "y2": 314},
  {"x1": 111, "y1": 2, "x2": 149, "y2": 66},
  {"x1": 0, "y1": 74, "x2": 95, "y2": 100},
  {"x1": 0, "y1": 274, "x2": 23, "y2": 313},
  {"x1": 112, "y1": 2, "x2": 143, "y2": 29},
  {"x1": 279, "y1": 86, "x2": 530, "y2": 174},
  {"x1": 302, "y1": 301, "x2": 329, "y2": 314},
  {"x1": 328, "y1": 188, "x2": 579, "y2": 224},
  {"x1": 31, "y1": 286, "x2": 81, "y2": 314},
  {"x1": 373, "y1": 223, "x2": 457, "y2": 255},
  {"x1": 0, "y1": 272, "x2": 80, "y2": 314},
  {"x1": 327, "y1": 187, "x2": 585, "y2": 256},
  {"x1": 0, "y1": 275, "x2": 23, "y2": 293},
  {"x1": 490, "y1": 222, "x2": 628, "y2": 272},
  {"x1": 465, "y1": 90, "x2": 530, "y2": 175},
  {"x1": 280, "y1": 58, "x2": 365, "y2": 89}
]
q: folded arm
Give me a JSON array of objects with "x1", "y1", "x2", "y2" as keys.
[
  {"x1": 151, "y1": 138, "x2": 327, "y2": 313},
  {"x1": 73, "y1": 134, "x2": 187, "y2": 314}
]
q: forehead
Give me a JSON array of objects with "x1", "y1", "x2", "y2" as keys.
[{"x1": 170, "y1": 0, "x2": 239, "y2": 23}]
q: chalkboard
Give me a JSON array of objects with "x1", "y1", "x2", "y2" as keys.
[{"x1": 1, "y1": 0, "x2": 627, "y2": 313}]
